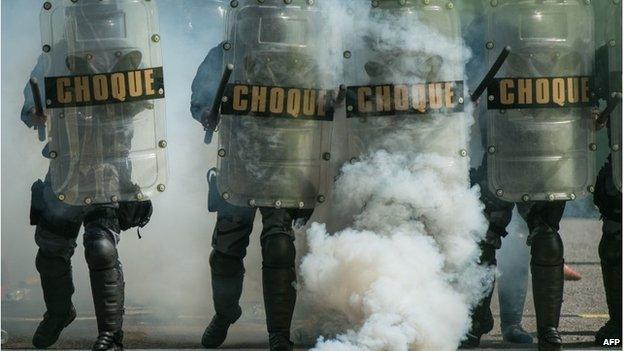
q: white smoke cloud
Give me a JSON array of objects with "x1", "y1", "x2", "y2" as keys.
[{"x1": 298, "y1": 2, "x2": 495, "y2": 350}]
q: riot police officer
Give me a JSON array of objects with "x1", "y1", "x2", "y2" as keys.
[
  {"x1": 464, "y1": 1, "x2": 596, "y2": 350},
  {"x1": 593, "y1": 0, "x2": 622, "y2": 344},
  {"x1": 24, "y1": 1, "x2": 167, "y2": 350},
  {"x1": 190, "y1": 1, "x2": 338, "y2": 349}
]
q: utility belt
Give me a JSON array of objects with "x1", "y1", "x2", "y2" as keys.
[{"x1": 30, "y1": 179, "x2": 153, "y2": 232}]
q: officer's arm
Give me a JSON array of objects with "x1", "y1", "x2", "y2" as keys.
[
  {"x1": 190, "y1": 45, "x2": 224, "y2": 125},
  {"x1": 21, "y1": 54, "x2": 47, "y2": 128}
]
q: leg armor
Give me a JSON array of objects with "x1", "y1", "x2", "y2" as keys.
[
  {"x1": 519, "y1": 201, "x2": 565, "y2": 349},
  {"x1": 83, "y1": 206, "x2": 124, "y2": 348},
  {"x1": 595, "y1": 157, "x2": 622, "y2": 331},
  {"x1": 259, "y1": 208, "x2": 299, "y2": 342},
  {"x1": 209, "y1": 204, "x2": 256, "y2": 323}
]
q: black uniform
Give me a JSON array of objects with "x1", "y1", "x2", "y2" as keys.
[
  {"x1": 23, "y1": 56, "x2": 152, "y2": 351},
  {"x1": 191, "y1": 46, "x2": 312, "y2": 348}
]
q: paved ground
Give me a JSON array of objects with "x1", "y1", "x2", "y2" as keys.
[{"x1": 1, "y1": 218, "x2": 618, "y2": 350}]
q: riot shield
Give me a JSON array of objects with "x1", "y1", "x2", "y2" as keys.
[
  {"x1": 607, "y1": 0, "x2": 622, "y2": 190},
  {"x1": 343, "y1": 0, "x2": 468, "y2": 167},
  {"x1": 40, "y1": 0, "x2": 167, "y2": 205},
  {"x1": 216, "y1": 0, "x2": 338, "y2": 209},
  {"x1": 485, "y1": 0, "x2": 595, "y2": 202}
]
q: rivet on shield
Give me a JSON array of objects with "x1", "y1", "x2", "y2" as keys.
[
  {"x1": 423, "y1": 0, "x2": 430, "y2": 4},
  {"x1": 307, "y1": 0, "x2": 315, "y2": 5},
  {"x1": 43, "y1": 2, "x2": 52, "y2": 10},
  {"x1": 223, "y1": 42, "x2": 232, "y2": 51},
  {"x1": 458, "y1": 97, "x2": 464, "y2": 104},
  {"x1": 459, "y1": 149, "x2": 467, "y2": 157},
  {"x1": 350, "y1": 157, "x2": 358, "y2": 164},
  {"x1": 71, "y1": 0, "x2": 78, "y2": 3},
  {"x1": 257, "y1": 0, "x2": 264, "y2": 3},
  {"x1": 495, "y1": 189, "x2": 504, "y2": 197},
  {"x1": 157, "y1": 184, "x2": 166, "y2": 192},
  {"x1": 158, "y1": 88, "x2": 164, "y2": 95},
  {"x1": 612, "y1": 144, "x2": 620, "y2": 152},
  {"x1": 547, "y1": 194, "x2": 555, "y2": 201},
  {"x1": 347, "y1": 105, "x2": 354, "y2": 112},
  {"x1": 275, "y1": 200, "x2": 282, "y2": 208},
  {"x1": 399, "y1": 0, "x2": 407, "y2": 6},
  {"x1": 49, "y1": 151, "x2": 58, "y2": 159},
  {"x1": 584, "y1": 0, "x2": 591, "y2": 5},
  {"x1": 499, "y1": 109, "x2": 506, "y2": 114},
  {"x1": 446, "y1": 2, "x2": 454, "y2": 9},
  {"x1": 317, "y1": 195, "x2": 326, "y2": 203},
  {"x1": 42, "y1": 45, "x2": 51, "y2": 53},
  {"x1": 343, "y1": 51, "x2": 352, "y2": 59},
  {"x1": 284, "y1": 0, "x2": 292, "y2": 4},
  {"x1": 248, "y1": 199, "x2": 256, "y2": 207},
  {"x1": 587, "y1": 185, "x2": 595, "y2": 193},
  {"x1": 485, "y1": 42, "x2": 494, "y2": 50},
  {"x1": 323, "y1": 152, "x2": 331, "y2": 161},
  {"x1": 218, "y1": 149, "x2": 227, "y2": 157},
  {"x1": 222, "y1": 96, "x2": 228, "y2": 103},
  {"x1": 522, "y1": 194, "x2": 530, "y2": 202},
  {"x1": 609, "y1": 39, "x2": 617, "y2": 47},
  {"x1": 58, "y1": 194, "x2": 66, "y2": 202},
  {"x1": 487, "y1": 146, "x2": 496, "y2": 154},
  {"x1": 46, "y1": 99, "x2": 52, "y2": 106},
  {"x1": 110, "y1": 195, "x2": 119, "y2": 203},
  {"x1": 371, "y1": 0, "x2": 379, "y2": 7},
  {"x1": 490, "y1": 0, "x2": 498, "y2": 6},
  {"x1": 488, "y1": 95, "x2": 495, "y2": 101},
  {"x1": 84, "y1": 197, "x2": 93, "y2": 205},
  {"x1": 570, "y1": 193, "x2": 576, "y2": 200},
  {"x1": 299, "y1": 202, "x2": 305, "y2": 208},
  {"x1": 136, "y1": 193, "x2": 144, "y2": 200},
  {"x1": 222, "y1": 192, "x2": 230, "y2": 200},
  {"x1": 158, "y1": 140, "x2": 168, "y2": 148},
  {"x1": 86, "y1": 53, "x2": 93, "y2": 61},
  {"x1": 230, "y1": 0, "x2": 239, "y2": 8},
  {"x1": 115, "y1": 51, "x2": 122, "y2": 57},
  {"x1": 589, "y1": 143, "x2": 597, "y2": 151}
]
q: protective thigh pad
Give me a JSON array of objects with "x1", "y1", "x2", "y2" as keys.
[
  {"x1": 599, "y1": 221, "x2": 622, "y2": 265},
  {"x1": 36, "y1": 250, "x2": 71, "y2": 277},
  {"x1": 530, "y1": 231, "x2": 564, "y2": 266},
  {"x1": 84, "y1": 234, "x2": 118, "y2": 271},
  {"x1": 262, "y1": 234, "x2": 295, "y2": 269},
  {"x1": 210, "y1": 250, "x2": 244, "y2": 277}
]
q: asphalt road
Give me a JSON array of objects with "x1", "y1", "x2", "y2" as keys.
[{"x1": 1, "y1": 218, "x2": 618, "y2": 350}]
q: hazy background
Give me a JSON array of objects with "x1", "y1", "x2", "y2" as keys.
[{"x1": 1, "y1": 0, "x2": 611, "y2": 346}]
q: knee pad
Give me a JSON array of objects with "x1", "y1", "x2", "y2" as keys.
[
  {"x1": 84, "y1": 235, "x2": 118, "y2": 271},
  {"x1": 599, "y1": 222, "x2": 622, "y2": 266},
  {"x1": 262, "y1": 234, "x2": 295, "y2": 269},
  {"x1": 210, "y1": 250, "x2": 244, "y2": 277},
  {"x1": 530, "y1": 231, "x2": 563, "y2": 266},
  {"x1": 36, "y1": 250, "x2": 71, "y2": 277}
]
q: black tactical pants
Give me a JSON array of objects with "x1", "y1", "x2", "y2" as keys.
[
  {"x1": 31, "y1": 177, "x2": 125, "y2": 336},
  {"x1": 594, "y1": 156, "x2": 622, "y2": 329},
  {"x1": 209, "y1": 200, "x2": 312, "y2": 336},
  {"x1": 469, "y1": 166, "x2": 565, "y2": 338}
]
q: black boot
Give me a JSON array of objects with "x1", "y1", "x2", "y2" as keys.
[
  {"x1": 263, "y1": 267, "x2": 296, "y2": 351},
  {"x1": 89, "y1": 263, "x2": 125, "y2": 351},
  {"x1": 595, "y1": 262, "x2": 622, "y2": 345},
  {"x1": 203, "y1": 252, "x2": 245, "y2": 349},
  {"x1": 502, "y1": 324, "x2": 533, "y2": 344},
  {"x1": 532, "y1": 264, "x2": 563, "y2": 351},
  {"x1": 32, "y1": 251, "x2": 77, "y2": 349}
]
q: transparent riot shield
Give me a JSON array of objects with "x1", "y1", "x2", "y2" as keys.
[
  {"x1": 485, "y1": 0, "x2": 595, "y2": 202},
  {"x1": 344, "y1": 0, "x2": 469, "y2": 167},
  {"x1": 216, "y1": 0, "x2": 338, "y2": 209},
  {"x1": 607, "y1": 0, "x2": 622, "y2": 191},
  {"x1": 40, "y1": 0, "x2": 167, "y2": 205}
]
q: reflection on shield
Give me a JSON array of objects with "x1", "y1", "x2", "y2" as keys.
[
  {"x1": 41, "y1": 0, "x2": 167, "y2": 205},
  {"x1": 217, "y1": 0, "x2": 337, "y2": 209},
  {"x1": 485, "y1": 0, "x2": 596, "y2": 202}
]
